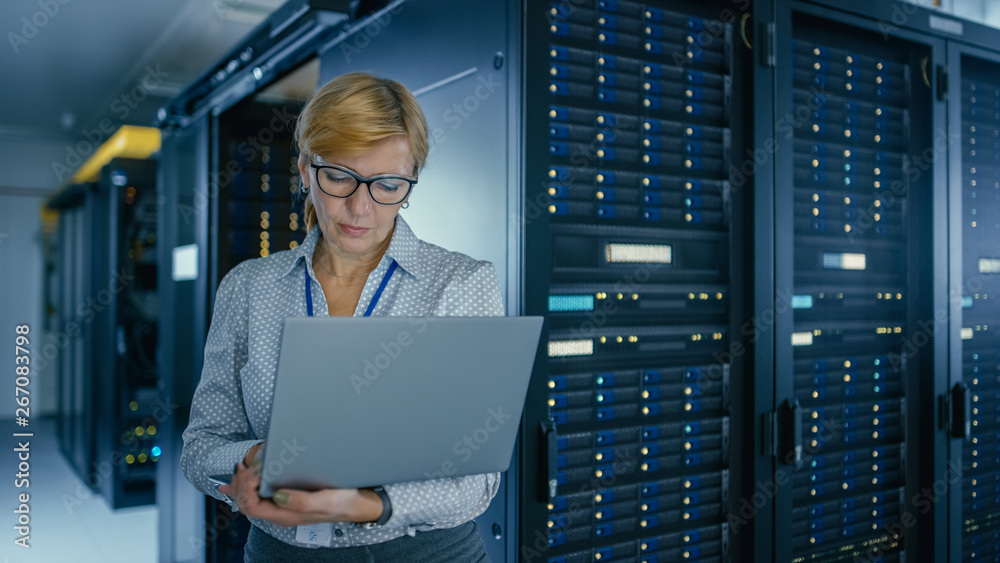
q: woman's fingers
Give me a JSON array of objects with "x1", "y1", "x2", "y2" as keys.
[{"x1": 220, "y1": 464, "x2": 357, "y2": 526}]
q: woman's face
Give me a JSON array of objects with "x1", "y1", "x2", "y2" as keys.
[{"x1": 299, "y1": 135, "x2": 414, "y2": 261}]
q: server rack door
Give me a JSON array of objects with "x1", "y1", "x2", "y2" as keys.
[
  {"x1": 773, "y1": 5, "x2": 941, "y2": 562},
  {"x1": 526, "y1": 1, "x2": 750, "y2": 561},
  {"x1": 157, "y1": 119, "x2": 211, "y2": 563},
  {"x1": 948, "y1": 45, "x2": 1000, "y2": 563}
]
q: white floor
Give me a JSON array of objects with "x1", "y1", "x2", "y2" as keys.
[{"x1": 0, "y1": 417, "x2": 157, "y2": 563}]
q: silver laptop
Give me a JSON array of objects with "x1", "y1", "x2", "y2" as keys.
[{"x1": 257, "y1": 316, "x2": 543, "y2": 497}]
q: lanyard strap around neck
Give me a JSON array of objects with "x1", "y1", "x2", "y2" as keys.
[{"x1": 305, "y1": 259, "x2": 398, "y2": 318}]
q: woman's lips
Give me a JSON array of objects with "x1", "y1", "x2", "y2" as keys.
[{"x1": 339, "y1": 223, "x2": 370, "y2": 236}]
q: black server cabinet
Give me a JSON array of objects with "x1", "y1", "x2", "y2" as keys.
[
  {"x1": 49, "y1": 159, "x2": 162, "y2": 510},
  {"x1": 94, "y1": 158, "x2": 162, "y2": 509},
  {"x1": 524, "y1": 1, "x2": 750, "y2": 562},
  {"x1": 773, "y1": 5, "x2": 940, "y2": 562},
  {"x1": 51, "y1": 183, "x2": 95, "y2": 485},
  {"x1": 949, "y1": 47, "x2": 1000, "y2": 563}
]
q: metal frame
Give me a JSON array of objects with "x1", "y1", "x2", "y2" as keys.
[
  {"x1": 518, "y1": 3, "x2": 552, "y2": 560},
  {"x1": 748, "y1": 1, "x2": 778, "y2": 561},
  {"x1": 157, "y1": 118, "x2": 211, "y2": 563}
]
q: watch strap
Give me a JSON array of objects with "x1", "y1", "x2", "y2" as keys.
[{"x1": 364, "y1": 486, "x2": 391, "y2": 528}]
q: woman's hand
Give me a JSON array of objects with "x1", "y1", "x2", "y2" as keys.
[{"x1": 217, "y1": 461, "x2": 384, "y2": 528}]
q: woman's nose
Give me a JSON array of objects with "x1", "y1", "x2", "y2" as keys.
[{"x1": 345, "y1": 182, "x2": 374, "y2": 215}]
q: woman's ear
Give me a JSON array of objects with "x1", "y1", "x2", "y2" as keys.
[{"x1": 297, "y1": 153, "x2": 310, "y2": 188}]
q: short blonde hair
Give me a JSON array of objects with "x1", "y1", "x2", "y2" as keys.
[{"x1": 295, "y1": 73, "x2": 429, "y2": 232}]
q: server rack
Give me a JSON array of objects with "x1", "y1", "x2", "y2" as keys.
[
  {"x1": 213, "y1": 99, "x2": 306, "y2": 286},
  {"x1": 48, "y1": 159, "x2": 162, "y2": 510},
  {"x1": 772, "y1": 4, "x2": 942, "y2": 562},
  {"x1": 524, "y1": 1, "x2": 750, "y2": 562},
  {"x1": 50, "y1": 182, "x2": 94, "y2": 485},
  {"x1": 98, "y1": 158, "x2": 162, "y2": 509},
  {"x1": 949, "y1": 46, "x2": 1000, "y2": 563}
]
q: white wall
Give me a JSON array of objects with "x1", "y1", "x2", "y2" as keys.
[
  {"x1": 914, "y1": 0, "x2": 1000, "y2": 28},
  {"x1": 0, "y1": 126, "x2": 78, "y2": 420}
]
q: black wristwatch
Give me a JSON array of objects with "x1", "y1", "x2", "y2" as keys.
[{"x1": 361, "y1": 486, "x2": 392, "y2": 528}]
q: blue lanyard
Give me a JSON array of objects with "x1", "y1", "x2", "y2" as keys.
[{"x1": 305, "y1": 259, "x2": 398, "y2": 317}]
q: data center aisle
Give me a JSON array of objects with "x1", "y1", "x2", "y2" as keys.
[{"x1": 0, "y1": 417, "x2": 156, "y2": 562}]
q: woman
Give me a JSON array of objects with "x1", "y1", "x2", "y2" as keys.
[{"x1": 181, "y1": 73, "x2": 504, "y2": 562}]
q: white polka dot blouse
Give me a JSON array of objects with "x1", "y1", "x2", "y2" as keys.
[{"x1": 181, "y1": 216, "x2": 505, "y2": 548}]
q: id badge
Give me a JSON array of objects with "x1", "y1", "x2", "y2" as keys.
[{"x1": 295, "y1": 523, "x2": 334, "y2": 546}]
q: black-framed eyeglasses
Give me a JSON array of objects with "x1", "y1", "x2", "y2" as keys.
[{"x1": 310, "y1": 162, "x2": 416, "y2": 205}]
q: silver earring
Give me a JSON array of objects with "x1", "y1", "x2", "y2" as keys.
[
  {"x1": 401, "y1": 202, "x2": 409, "y2": 209},
  {"x1": 301, "y1": 185, "x2": 310, "y2": 194}
]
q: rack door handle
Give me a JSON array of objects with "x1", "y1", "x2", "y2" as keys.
[
  {"x1": 778, "y1": 398, "x2": 803, "y2": 466},
  {"x1": 951, "y1": 382, "x2": 971, "y2": 440},
  {"x1": 540, "y1": 420, "x2": 558, "y2": 501}
]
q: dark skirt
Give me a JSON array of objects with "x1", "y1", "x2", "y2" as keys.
[{"x1": 244, "y1": 521, "x2": 490, "y2": 563}]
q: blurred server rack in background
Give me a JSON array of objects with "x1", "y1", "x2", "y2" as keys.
[
  {"x1": 49, "y1": 181, "x2": 96, "y2": 486},
  {"x1": 47, "y1": 158, "x2": 161, "y2": 510}
]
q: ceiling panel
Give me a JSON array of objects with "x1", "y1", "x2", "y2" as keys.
[{"x1": 0, "y1": 0, "x2": 285, "y2": 137}]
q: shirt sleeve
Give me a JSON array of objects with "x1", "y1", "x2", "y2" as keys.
[
  {"x1": 383, "y1": 260, "x2": 506, "y2": 533},
  {"x1": 180, "y1": 261, "x2": 264, "y2": 510}
]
